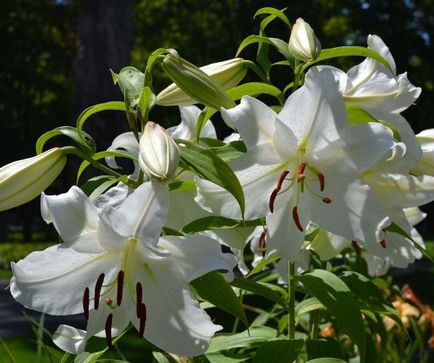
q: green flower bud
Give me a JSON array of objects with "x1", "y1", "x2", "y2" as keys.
[
  {"x1": 288, "y1": 18, "x2": 321, "y2": 62},
  {"x1": 139, "y1": 122, "x2": 180, "y2": 180},
  {"x1": 0, "y1": 148, "x2": 66, "y2": 211},
  {"x1": 158, "y1": 55, "x2": 237, "y2": 109}
]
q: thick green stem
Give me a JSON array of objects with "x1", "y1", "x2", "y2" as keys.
[{"x1": 288, "y1": 261, "x2": 296, "y2": 339}]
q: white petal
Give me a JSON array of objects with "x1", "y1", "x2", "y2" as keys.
[
  {"x1": 93, "y1": 182, "x2": 132, "y2": 209},
  {"x1": 308, "y1": 230, "x2": 350, "y2": 261},
  {"x1": 169, "y1": 105, "x2": 217, "y2": 140},
  {"x1": 42, "y1": 187, "x2": 102, "y2": 253},
  {"x1": 131, "y1": 257, "x2": 223, "y2": 356},
  {"x1": 158, "y1": 235, "x2": 237, "y2": 281},
  {"x1": 106, "y1": 132, "x2": 140, "y2": 169},
  {"x1": 98, "y1": 182, "x2": 169, "y2": 250},
  {"x1": 404, "y1": 207, "x2": 427, "y2": 226},
  {"x1": 278, "y1": 67, "x2": 348, "y2": 155},
  {"x1": 53, "y1": 324, "x2": 87, "y2": 354},
  {"x1": 266, "y1": 192, "x2": 310, "y2": 261},
  {"x1": 221, "y1": 96, "x2": 276, "y2": 148},
  {"x1": 11, "y1": 245, "x2": 119, "y2": 315},
  {"x1": 195, "y1": 151, "x2": 283, "y2": 220}
]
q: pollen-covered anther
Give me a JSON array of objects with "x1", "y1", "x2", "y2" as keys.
[
  {"x1": 138, "y1": 303, "x2": 147, "y2": 338},
  {"x1": 292, "y1": 206, "x2": 304, "y2": 232},
  {"x1": 82, "y1": 287, "x2": 89, "y2": 321},
  {"x1": 317, "y1": 172, "x2": 325, "y2": 192},
  {"x1": 105, "y1": 313, "x2": 113, "y2": 348},
  {"x1": 117, "y1": 270, "x2": 125, "y2": 306},
  {"x1": 94, "y1": 273, "x2": 105, "y2": 310},
  {"x1": 322, "y1": 197, "x2": 332, "y2": 204},
  {"x1": 380, "y1": 239, "x2": 387, "y2": 249},
  {"x1": 136, "y1": 282, "x2": 143, "y2": 318},
  {"x1": 296, "y1": 163, "x2": 306, "y2": 183},
  {"x1": 351, "y1": 240, "x2": 361, "y2": 254},
  {"x1": 269, "y1": 170, "x2": 290, "y2": 213}
]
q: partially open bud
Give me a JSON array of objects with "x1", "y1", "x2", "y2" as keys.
[
  {"x1": 139, "y1": 122, "x2": 180, "y2": 180},
  {"x1": 288, "y1": 18, "x2": 321, "y2": 62},
  {"x1": 158, "y1": 55, "x2": 237, "y2": 109},
  {"x1": 411, "y1": 129, "x2": 434, "y2": 176},
  {"x1": 0, "y1": 148, "x2": 66, "y2": 211}
]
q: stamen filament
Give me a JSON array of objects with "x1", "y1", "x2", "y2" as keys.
[
  {"x1": 105, "y1": 313, "x2": 113, "y2": 348},
  {"x1": 82, "y1": 287, "x2": 89, "y2": 321},
  {"x1": 117, "y1": 270, "x2": 125, "y2": 306},
  {"x1": 292, "y1": 206, "x2": 303, "y2": 232},
  {"x1": 94, "y1": 273, "x2": 105, "y2": 310}
]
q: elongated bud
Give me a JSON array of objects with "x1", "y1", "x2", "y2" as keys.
[
  {"x1": 157, "y1": 58, "x2": 246, "y2": 106},
  {"x1": 139, "y1": 122, "x2": 180, "y2": 180},
  {"x1": 288, "y1": 18, "x2": 321, "y2": 62},
  {"x1": 159, "y1": 55, "x2": 236, "y2": 109},
  {"x1": 0, "y1": 148, "x2": 66, "y2": 212}
]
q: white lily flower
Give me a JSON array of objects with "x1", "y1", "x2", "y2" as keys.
[
  {"x1": 196, "y1": 67, "x2": 394, "y2": 261},
  {"x1": 288, "y1": 18, "x2": 321, "y2": 62},
  {"x1": 10, "y1": 182, "x2": 236, "y2": 356},
  {"x1": 321, "y1": 35, "x2": 422, "y2": 162},
  {"x1": 168, "y1": 105, "x2": 217, "y2": 140}
]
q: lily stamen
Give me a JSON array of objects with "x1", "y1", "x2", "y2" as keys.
[
  {"x1": 258, "y1": 231, "x2": 266, "y2": 257},
  {"x1": 352, "y1": 240, "x2": 361, "y2": 255},
  {"x1": 317, "y1": 172, "x2": 325, "y2": 192},
  {"x1": 117, "y1": 270, "x2": 125, "y2": 306},
  {"x1": 296, "y1": 163, "x2": 306, "y2": 182},
  {"x1": 292, "y1": 206, "x2": 303, "y2": 232},
  {"x1": 138, "y1": 303, "x2": 147, "y2": 337},
  {"x1": 136, "y1": 282, "x2": 143, "y2": 318},
  {"x1": 105, "y1": 313, "x2": 113, "y2": 348},
  {"x1": 322, "y1": 197, "x2": 332, "y2": 204},
  {"x1": 94, "y1": 273, "x2": 105, "y2": 310},
  {"x1": 380, "y1": 239, "x2": 387, "y2": 248},
  {"x1": 269, "y1": 170, "x2": 290, "y2": 213},
  {"x1": 82, "y1": 287, "x2": 89, "y2": 321}
]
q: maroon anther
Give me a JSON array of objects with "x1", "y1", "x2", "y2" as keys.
[
  {"x1": 269, "y1": 170, "x2": 290, "y2": 213},
  {"x1": 117, "y1": 270, "x2": 125, "y2": 306},
  {"x1": 94, "y1": 273, "x2": 105, "y2": 310},
  {"x1": 138, "y1": 303, "x2": 147, "y2": 338},
  {"x1": 82, "y1": 287, "x2": 89, "y2": 321},
  {"x1": 258, "y1": 231, "x2": 266, "y2": 256},
  {"x1": 322, "y1": 197, "x2": 332, "y2": 204},
  {"x1": 296, "y1": 163, "x2": 306, "y2": 182},
  {"x1": 292, "y1": 206, "x2": 303, "y2": 232},
  {"x1": 380, "y1": 239, "x2": 387, "y2": 249},
  {"x1": 317, "y1": 173, "x2": 325, "y2": 192},
  {"x1": 105, "y1": 313, "x2": 113, "y2": 348},
  {"x1": 351, "y1": 240, "x2": 361, "y2": 254},
  {"x1": 136, "y1": 282, "x2": 143, "y2": 318}
]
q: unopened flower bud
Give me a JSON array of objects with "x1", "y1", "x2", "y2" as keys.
[
  {"x1": 0, "y1": 148, "x2": 66, "y2": 211},
  {"x1": 158, "y1": 55, "x2": 236, "y2": 109},
  {"x1": 411, "y1": 129, "x2": 434, "y2": 176},
  {"x1": 139, "y1": 122, "x2": 180, "y2": 180},
  {"x1": 157, "y1": 58, "x2": 246, "y2": 107},
  {"x1": 288, "y1": 18, "x2": 321, "y2": 62}
]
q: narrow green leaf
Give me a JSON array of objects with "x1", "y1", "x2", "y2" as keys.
[
  {"x1": 227, "y1": 82, "x2": 283, "y2": 102},
  {"x1": 254, "y1": 7, "x2": 291, "y2": 28},
  {"x1": 76, "y1": 101, "x2": 126, "y2": 137},
  {"x1": 231, "y1": 276, "x2": 287, "y2": 308},
  {"x1": 385, "y1": 222, "x2": 431, "y2": 260},
  {"x1": 236, "y1": 35, "x2": 294, "y2": 64},
  {"x1": 36, "y1": 126, "x2": 95, "y2": 154},
  {"x1": 306, "y1": 358, "x2": 348, "y2": 363},
  {"x1": 306, "y1": 339, "x2": 344, "y2": 360},
  {"x1": 167, "y1": 180, "x2": 196, "y2": 192},
  {"x1": 204, "y1": 353, "x2": 247, "y2": 363},
  {"x1": 247, "y1": 255, "x2": 280, "y2": 277},
  {"x1": 207, "y1": 326, "x2": 281, "y2": 353},
  {"x1": 191, "y1": 271, "x2": 248, "y2": 327},
  {"x1": 254, "y1": 339, "x2": 303, "y2": 363},
  {"x1": 295, "y1": 297, "x2": 325, "y2": 323},
  {"x1": 178, "y1": 141, "x2": 245, "y2": 217},
  {"x1": 152, "y1": 352, "x2": 178, "y2": 363},
  {"x1": 303, "y1": 46, "x2": 393, "y2": 73},
  {"x1": 181, "y1": 216, "x2": 262, "y2": 235},
  {"x1": 297, "y1": 269, "x2": 366, "y2": 362},
  {"x1": 208, "y1": 141, "x2": 246, "y2": 163},
  {"x1": 80, "y1": 175, "x2": 117, "y2": 197}
]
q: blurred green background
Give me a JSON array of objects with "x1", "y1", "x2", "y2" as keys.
[{"x1": 0, "y1": 0, "x2": 433, "y2": 245}]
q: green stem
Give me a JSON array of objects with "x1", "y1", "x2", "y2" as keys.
[
  {"x1": 62, "y1": 146, "x2": 135, "y2": 188},
  {"x1": 288, "y1": 261, "x2": 296, "y2": 340}
]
